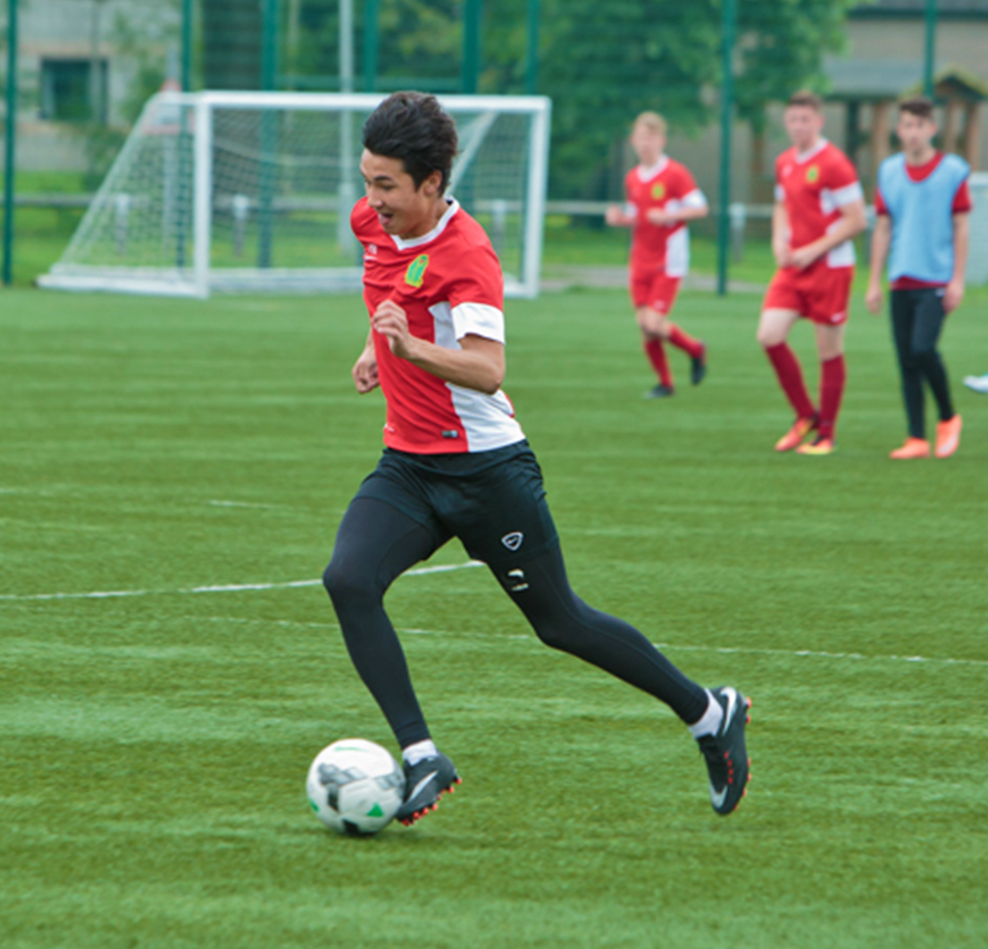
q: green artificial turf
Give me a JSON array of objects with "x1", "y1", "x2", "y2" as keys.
[{"x1": 1, "y1": 285, "x2": 987, "y2": 948}]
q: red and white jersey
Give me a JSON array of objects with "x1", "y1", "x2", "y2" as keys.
[
  {"x1": 353, "y1": 197, "x2": 524, "y2": 455},
  {"x1": 624, "y1": 156, "x2": 706, "y2": 277},
  {"x1": 774, "y1": 139, "x2": 863, "y2": 269}
]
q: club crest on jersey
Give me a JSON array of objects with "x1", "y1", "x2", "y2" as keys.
[
  {"x1": 405, "y1": 254, "x2": 430, "y2": 288},
  {"x1": 501, "y1": 532, "x2": 524, "y2": 551},
  {"x1": 806, "y1": 165, "x2": 820, "y2": 184},
  {"x1": 651, "y1": 182, "x2": 666, "y2": 200}
]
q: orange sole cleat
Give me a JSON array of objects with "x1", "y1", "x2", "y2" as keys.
[
  {"x1": 890, "y1": 437, "x2": 931, "y2": 459},
  {"x1": 935, "y1": 415, "x2": 962, "y2": 458},
  {"x1": 399, "y1": 777, "x2": 462, "y2": 827},
  {"x1": 796, "y1": 437, "x2": 835, "y2": 456},
  {"x1": 775, "y1": 416, "x2": 818, "y2": 452}
]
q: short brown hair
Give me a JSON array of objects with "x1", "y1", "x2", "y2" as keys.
[
  {"x1": 634, "y1": 111, "x2": 667, "y2": 136},
  {"x1": 899, "y1": 96, "x2": 935, "y2": 121},
  {"x1": 787, "y1": 90, "x2": 823, "y2": 112}
]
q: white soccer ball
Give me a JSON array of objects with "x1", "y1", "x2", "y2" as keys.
[{"x1": 306, "y1": 738, "x2": 405, "y2": 836}]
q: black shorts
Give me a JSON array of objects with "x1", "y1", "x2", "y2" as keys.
[{"x1": 352, "y1": 439, "x2": 560, "y2": 568}]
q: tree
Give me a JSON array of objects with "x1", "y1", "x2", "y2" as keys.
[
  {"x1": 533, "y1": 0, "x2": 857, "y2": 199},
  {"x1": 735, "y1": 0, "x2": 857, "y2": 197}
]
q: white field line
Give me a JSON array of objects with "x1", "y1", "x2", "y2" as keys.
[
  {"x1": 0, "y1": 560, "x2": 486, "y2": 603},
  {"x1": 196, "y1": 615, "x2": 988, "y2": 671}
]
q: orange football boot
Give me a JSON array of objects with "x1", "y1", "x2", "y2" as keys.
[
  {"x1": 889, "y1": 438, "x2": 930, "y2": 459},
  {"x1": 775, "y1": 416, "x2": 817, "y2": 452},
  {"x1": 935, "y1": 415, "x2": 962, "y2": 458},
  {"x1": 796, "y1": 436, "x2": 835, "y2": 456}
]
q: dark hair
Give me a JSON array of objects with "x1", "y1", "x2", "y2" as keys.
[
  {"x1": 362, "y1": 92, "x2": 459, "y2": 193},
  {"x1": 899, "y1": 96, "x2": 935, "y2": 121},
  {"x1": 787, "y1": 90, "x2": 823, "y2": 112}
]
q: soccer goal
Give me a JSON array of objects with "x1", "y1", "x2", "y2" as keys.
[{"x1": 39, "y1": 91, "x2": 552, "y2": 299}]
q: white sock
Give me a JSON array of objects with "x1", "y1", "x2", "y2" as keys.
[
  {"x1": 402, "y1": 739, "x2": 438, "y2": 766},
  {"x1": 687, "y1": 690, "x2": 724, "y2": 739}
]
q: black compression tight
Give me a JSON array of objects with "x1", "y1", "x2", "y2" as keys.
[
  {"x1": 891, "y1": 289, "x2": 954, "y2": 439},
  {"x1": 323, "y1": 498, "x2": 708, "y2": 748}
]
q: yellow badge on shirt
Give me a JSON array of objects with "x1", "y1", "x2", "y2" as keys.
[
  {"x1": 651, "y1": 182, "x2": 666, "y2": 200},
  {"x1": 405, "y1": 254, "x2": 430, "y2": 288},
  {"x1": 806, "y1": 165, "x2": 820, "y2": 184}
]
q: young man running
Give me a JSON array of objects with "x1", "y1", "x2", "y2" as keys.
[
  {"x1": 758, "y1": 91, "x2": 867, "y2": 454},
  {"x1": 322, "y1": 93, "x2": 751, "y2": 826},
  {"x1": 865, "y1": 97, "x2": 970, "y2": 459},
  {"x1": 606, "y1": 112, "x2": 709, "y2": 398}
]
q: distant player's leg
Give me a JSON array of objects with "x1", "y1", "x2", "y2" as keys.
[
  {"x1": 757, "y1": 306, "x2": 817, "y2": 450},
  {"x1": 323, "y1": 496, "x2": 461, "y2": 823},
  {"x1": 796, "y1": 321, "x2": 845, "y2": 455},
  {"x1": 645, "y1": 275, "x2": 707, "y2": 385},
  {"x1": 632, "y1": 274, "x2": 675, "y2": 396},
  {"x1": 910, "y1": 290, "x2": 962, "y2": 458},
  {"x1": 890, "y1": 290, "x2": 931, "y2": 458}
]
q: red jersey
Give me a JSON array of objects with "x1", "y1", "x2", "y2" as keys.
[
  {"x1": 774, "y1": 139, "x2": 863, "y2": 269},
  {"x1": 352, "y1": 197, "x2": 524, "y2": 455},
  {"x1": 624, "y1": 157, "x2": 706, "y2": 277}
]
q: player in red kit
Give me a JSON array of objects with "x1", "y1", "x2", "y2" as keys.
[
  {"x1": 607, "y1": 112, "x2": 709, "y2": 398},
  {"x1": 321, "y1": 93, "x2": 751, "y2": 826},
  {"x1": 757, "y1": 91, "x2": 867, "y2": 454}
]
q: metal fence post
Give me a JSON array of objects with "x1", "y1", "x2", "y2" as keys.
[
  {"x1": 462, "y1": 0, "x2": 481, "y2": 94},
  {"x1": 924, "y1": 0, "x2": 937, "y2": 98},
  {"x1": 716, "y1": 0, "x2": 737, "y2": 296},
  {"x1": 2, "y1": 0, "x2": 19, "y2": 286}
]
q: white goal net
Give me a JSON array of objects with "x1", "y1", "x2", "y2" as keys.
[{"x1": 40, "y1": 91, "x2": 551, "y2": 299}]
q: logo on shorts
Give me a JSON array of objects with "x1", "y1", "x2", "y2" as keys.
[
  {"x1": 806, "y1": 165, "x2": 820, "y2": 184},
  {"x1": 651, "y1": 182, "x2": 666, "y2": 200},
  {"x1": 504, "y1": 568, "x2": 529, "y2": 592},
  {"x1": 501, "y1": 532, "x2": 524, "y2": 551},
  {"x1": 405, "y1": 254, "x2": 430, "y2": 288}
]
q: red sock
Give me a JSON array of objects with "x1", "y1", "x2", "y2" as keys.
[
  {"x1": 665, "y1": 323, "x2": 704, "y2": 359},
  {"x1": 817, "y1": 355, "x2": 846, "y2": 440},
  {"x1": 765, "y1": 343, "x2": 815, "y2": 420},
  {"x1": 644, "y1": 338, "x2": 673, "y2": 387}
]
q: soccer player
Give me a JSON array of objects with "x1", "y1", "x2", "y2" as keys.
[
  {"x1": 758, "y1": 91, "x2": 867, "y2": 454},
  {"x1": 865, "y1": 97, "x2": 970, "y2": 459},
  {"x1": 322, "y1": 92, "x2": 751, "y2": 825},
  {"x1": 606, "y1": 112, "x2": 709, "y2": 398}
]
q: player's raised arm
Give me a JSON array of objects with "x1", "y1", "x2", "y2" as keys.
[
  {"x1": 789, "y1": 191, "x2": 866, "y2": 271},
  {"x1": 371, "y1": 299, "x2": 505, "y2": 395},
  {"x1": 352, "y1": 329, "x2": 380, "y2": 393}
]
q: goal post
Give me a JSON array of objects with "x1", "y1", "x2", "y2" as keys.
[{"x1": 39, "y1": 91, "x2": 552, "y2": 299}]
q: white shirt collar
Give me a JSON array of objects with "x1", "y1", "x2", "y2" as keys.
[
  {"x1": 390, "y1": 198, "x2": 460, "y2": 251},
  {"x1": 636, "y1": 155, "x2": 669, "y2": 182},
  {"x1": 795, "y1": 138, "x2": 828, "y2": 163}
]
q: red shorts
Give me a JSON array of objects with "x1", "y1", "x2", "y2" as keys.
[
  {"x1": 630, "y1": 270, "x2": 681, "y2": 315},
  {"x1": 763, "y1": 265, "x2": 854, "y2": 326}
]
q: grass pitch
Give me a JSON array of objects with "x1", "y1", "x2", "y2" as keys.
[{"x1": 1, "y1": 285, "x2": 987, "y2": 948}]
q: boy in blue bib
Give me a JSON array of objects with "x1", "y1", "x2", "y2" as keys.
[{"x1": 866, "y1": 97, "x2": 971, "y2": 459}]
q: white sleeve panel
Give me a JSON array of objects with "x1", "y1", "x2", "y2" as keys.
[
  {"x1": 452, "y1": 302, "x2": 506, "y2": 343},
  {"x1": 774, "y1": 184, "x2": 785, "y2": 202},
  {"x1": 681, "y1": 188, "x2": 707, "y2": 209},
  {"x1": 832, "y1": 181, "x2": 864, "y2": 207},
  {"x1": 624, "y1": 202, "x2": 639, "y2": 218}
]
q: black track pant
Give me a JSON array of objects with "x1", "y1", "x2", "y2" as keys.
[
  {"x1": 323, "y1": 497, "x2": 708, "y2": 748},
  {"x1": 891, "y1": 288, "x2": 954, "y2": 440}
]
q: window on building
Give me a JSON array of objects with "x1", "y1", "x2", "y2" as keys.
[{"x1": 40, "y1": 59, "x2": 108, "y2": 123}]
